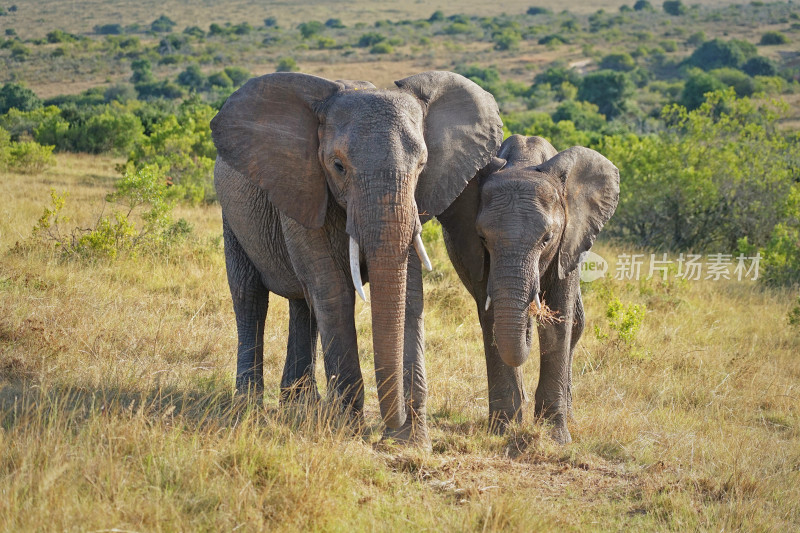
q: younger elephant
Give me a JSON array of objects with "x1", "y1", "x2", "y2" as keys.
[{"x1": 438, "y1": 136, "x2": 619, "y2": 443}]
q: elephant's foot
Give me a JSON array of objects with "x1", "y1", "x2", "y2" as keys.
[
  {"x1": 488, "y1": 405, "x2": 523, "y2": 435},
  {"x1": 535, "y1": 406, "x2": 572, "y2": 445},
  {"x1": 235, "y1": 374, "x2": 264, "y2": 400},
  {"x1": 382, "y1": 411, "x2": 431, "y2": 451},
  {"x1": 549, "y1": 423, "x2": 572, "y2": 445},
  {"x1": 279, "y1": 377, "x2": 321, "y2": 407}
]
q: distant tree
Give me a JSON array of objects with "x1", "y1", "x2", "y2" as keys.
[
  {"x1": 534, "y1": 66, "x2": 581, "y2": 88},
  {"x1": 633, "y1": 0, "x2": 654, "y2": 11},
  {"x1": 0, "y1": 83, "x2": 41, "y2": 114},
  {"x1": 760, "y1": 31, "x2": 789, "y2": 45},
  {"x1": 428, "y1": 10, "x2": 445, "y2": 22},
  {"x1": 94, "y1": 24, "x2": 124, "y2": 35},
  {"x1": 686, "y1": 31, "x2": 705, "y2": 46},
  {"x1": 742, "y1": 56, "x2": 777, "y2": 76},
  {"x1": 325, "y1": 18, "x2": 345, "y2": 28},
  {"x1": 577, "y1": 70, "x2": 634, "y2": 118},
  {"x1": 297, "y1": 21, "x2": 324, "y2": 39},
  {"x1": 276, "y1": 57, "x2": 298, "y2": 72},
  {"x1": 104, "y1": 84, "x2": 137, "y2": 103},
  {"x1": 232, "y1": 22, "x2": 252, "y2": 35},
  {"x1": 600, "y1": 52, "x2": 636, "y2": 71},
  {"x1": 208, "y1": 23, "x2": 227, "y2": 36},
  {"x1": 183, "y1": 26, "x2": 205, "y2": 38},
  {"x1": 662, "y1": 0, "x2": 686, "y2": 15},
  {"x1": 46, "y1": 30, "x2": 78, "y2": 43},
  {"x1": 686, "y1": 38, "x2": 755, "y2": 70},
  {"x1": 264, "y1": 17, "x2": 277, "y2": 27},
  {"x1": 358, "y1": 32, "x2": 385, "y2": 47},
  {"x1": 208, "y1": 71, "x2": 233, "y2": 89},
  {"x1": 370, "y1": 42, "x2": 393, "y2": 54},
  {"x1": 552, "y1": 100, "x2": 607, "y2": 130},
  {"x1": 130, "y1": 59, "x2": 155, "y2": 84},
  {"x1": 679, "y1": 69, "x2": 725, "y2": 109},
  {"x1": 493, "y1": 29, "x2": 521, "y2": 50},
  {"x1": 710, "y1": 68, "x2": 756, "y2": 97},
  {"x1": 223, "y1": 66, "x2": 251, "y2": 86},
  {"x1": 151, "y1": 15, "x2": 176, "y2": 33},
  {"x1": 527, "y1": 7, "x2": 552, "y2": 15},
  {"x1": 176, "y1": 65, "x2": 206, "y2": 91}
]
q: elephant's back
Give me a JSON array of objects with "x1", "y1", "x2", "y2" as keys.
[{"x1": 215, "y1": 158, "x2": 305, "y2": 298}]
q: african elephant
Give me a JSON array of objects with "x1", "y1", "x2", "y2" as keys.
[
  {"x1": 210, "y1": 71, "x2": 502, "y2": 442},
  {"x1": 438, "y1": 135, "x2": 619, "y2": 443}
]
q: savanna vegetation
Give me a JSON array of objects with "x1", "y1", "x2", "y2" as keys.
[{"x1": 1, "y1": 0, "x2": 798, "y2": 530}]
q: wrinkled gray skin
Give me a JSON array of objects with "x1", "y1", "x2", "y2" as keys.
[
  {"x1": 210, "y1": 71, "x2": 502, "y2": 445},
  {"x1": 438, "y1": 135, "x2": 619, "y2": 443}
]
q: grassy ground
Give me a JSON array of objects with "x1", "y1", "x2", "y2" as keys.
[{"x1": 1, "y1": 153, "x2": 798, "y2": 530}]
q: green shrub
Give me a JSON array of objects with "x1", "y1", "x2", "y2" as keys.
[
  {"x1": 788, "y1": 296, "x2": 800, "y2": 326},
  {"x1": 264, "y1": 17, "x2": 278, "y2": 27},
  {"x1": 126, "y1": 100, "x2": 216, "y2": 203},
  {"x1": 297, "y1": 21, "x2": 324, "y2": 39},
  {"x1": 176, "y1": 65, "x2": 207, "y2": 91},
  {"x1": 32, "y1": 166, "x2": 191, "y2": 259},
  {"x1": 577, "y1": 70, "x2": 634, "y2": 119},
  {"x1": 208, "y1": 71, "x2": 233, "y2": 88},
  {"x1": 357, "y1": 32, "x2": 385, "y2": 47},
  {"x1": 46, "y1": 30, "x2": 78, "y2": 43},
  {"x1": 0, "y1": 83, "x2": 41, "y2": 114},
  {"x1": 686, "y1": 38, "x2": 756, "y2": 70},
  {"x1": 595, "y1": 297, "x2": 646, "y2": 345},
  {"x1": 552, "y1": 100, "x2": 607, "y2": 130},
  {"x1": 370, "y1": 42, "x2": 393, "y2": 54},
  {"x1": 633, "y1": 0, "x2": 654, "y2": 11},
  {"x1": 600, "y1": 52, "x2": 636, "y2": 71},
  {"x1": 3, "y1": 139, "x2": 56, "y2": 174},
  {"x1": 183, "y1": 26, "x2": 205, "y2": 38},
  {"x1": 429, "y1": 10, "x2": 445, "y2": 22},
  {"x1": 94, "y1": 23, "x2": 123, "y2": 35},
  {"x1": 151, "y1": 15, "x2": 176, "y2": 33},
  {"x1": 662, "y1": 0, "x2": 686, "y2": 15},
  {"x1": 493, "y1": 29, "x2": 521, "y2": 50},
  {"x1": 709, "y1": 68, "x2": 756, "y2": 97},
  {"x1": 679, "y1": 69, "x2": 725, "y2": 109},
  {"x1": 325, "y1": 18, "x2": 345, "y2": 28},
  {"x1": 760, "y1": 31, "x2": 789, "y2": 45},
  {"x1": 742, "y1": 56, "x2": 777, "y2": 76},
  {"x1": 600, "y1": 89, "x2": 798, "y2": 253},
  {"x1": 276, "y1": 57, "x2": 298, "y2": 72},
  {"x1": 223, "y1": 66, "x2": 251, "y2": 86}
]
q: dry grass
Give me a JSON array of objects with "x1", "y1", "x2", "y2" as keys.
[{"x1": 1, "y1": 154, "x2": 799, "y2": 530}]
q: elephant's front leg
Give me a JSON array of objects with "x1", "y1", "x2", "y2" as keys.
[
  {"x1": 383, "y1": 252, "x2": 430, "y2": 448},
  {"x1": 280, "y1": 298, "x2": 320, "y2": 404},
  {"x1": 479, "y1": 303, "x2": 528, "y2": 432},
  {"x1": 535, "y1": 269, "x2": 580, "y2": 444},
  {"x1": 223, "y1": 218, "x2": 269, "y2": 396}
]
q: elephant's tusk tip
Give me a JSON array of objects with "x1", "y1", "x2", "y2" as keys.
[
  {"x1": 413, "y1": 233, "x2": 433, "y2": 272},
  {"x1": 534, "y1": 293, "x2": 542, "y2": 311},
  {"x1": 485, "y1": 295, "x2": 491, "y2": 311}
]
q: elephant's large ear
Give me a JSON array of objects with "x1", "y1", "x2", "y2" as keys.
[
  {"x1": 211, "y1": 73, "x2": 341, "y2": 228},
  {"x1": 536, "y1": 147, "x2": 619, "y2": 279},
  {"x1": 395, "y1": 71, "x2": 503, "y2": 217}
]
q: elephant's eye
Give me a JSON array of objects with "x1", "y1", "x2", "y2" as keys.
[
  {"x1": 333, "y1": 158, "x2": 345, "y2": 174},
  {"x1": 542, "y1": 233, "x2": 553, "y2": 245}
]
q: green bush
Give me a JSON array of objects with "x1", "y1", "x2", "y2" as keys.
[
  {"x1": 662, "y1": 0, "x2": 687, "y2": 16},
  {"x1": 526, "y1": 7, "x2": 552, "y2": 15},
  {"x1": 151, "y1": 15, "x2": 176, "y2": 33},
  {"x1": 126, "y1": 100, "x2": 216, "y2": 203},
  {"x1": 493, "y1": 29, "x2": 521, "y2": 50},
  {"x1": 600, "y1": 52, "x2": 636, "y2": 71},
  {"x1": 297, "y1": 21, "x2": 324, "y2": 39},
  {"x1": 686, "y1": 38, "x2": 756, "y2": 70},
  {"x1": 0, "y1": 83, "x2": 41, "y2": 114},
  {"x1": 552, "y1": 100, "x2": 607, "y2": 130},
  {"x1": 357, "y1": 32, "x2": 385, "y2": 47},
  {"x1": 709, "y1": 68, "x2": 756, "y2": 97},
  {"x1": 742, "y1": 56, "x2": 777, "y2": 76},
  {"x1": 595, "y1": 297, "x2": 646, "y2": 345},
  {"x1": 679, "y1": 69, "x2": 726, "y2": 109},
  {"x1": 176, "y1": 65, "x2": 207, "y2": 91},
  {"x1": 94, "y1": 24, "x2": 123, "y2": 35},
  {"x1": 760, "y1": 31, "x2": 789, "y2": 45},
  {"x1": 276, "y1": 57, "x2": 298, "y2": 72},
  {"x1": 577, "y1": 70, "x2": 634, "y2": 119},
  {"x1": 223, "y1": 66, "x2": 251, "y2": 86},
  {"x1": 370, "y1": 42, "x2": 393, "y2": 54},
  {"x1": 0, "y1": 128, "x2": 55, "y2": 174},
  {"x1": 600, "y1": 89, "x2": 798, "y2": 254},
  {"x1": 633, "y1": 0, "x2": 654, "y2": 11},
  {"x1": 32, "y1": 166, "x2": 191, "y2": 259}
]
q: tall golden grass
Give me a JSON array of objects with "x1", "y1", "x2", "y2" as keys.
[{"x1": 1, "y1": 154, "x2": 798, "y2": 530}]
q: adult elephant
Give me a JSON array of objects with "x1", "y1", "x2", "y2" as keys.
[
  {"x1": 438, "y1": 136, "x2": 619, "y2": 443},
  {"x1": 210, "y1": 71, "x2": 502, "y2": 443}
]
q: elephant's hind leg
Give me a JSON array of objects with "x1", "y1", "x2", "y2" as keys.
[
  {"x1": 223, "y1": 218, "x2": 269, "y2": 396},
  {"x1": 281, "y1": 298, "x2": 320, "y2": 404}
]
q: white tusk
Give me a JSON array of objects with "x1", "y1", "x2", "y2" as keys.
[
  {"x1": 349, "y1": 236, "x2": 368, "y2": 302},
  {"x1": 534, "y1": 293, "x2": 542, "y2": 311},
  {"x1": 485, "y1": 295, "x2": 491, "y2": 311},
  {"x1": 414, "y1": 233, "x2": 433, "y2": 272}
]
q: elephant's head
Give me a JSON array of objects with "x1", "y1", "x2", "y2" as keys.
[
  {"x1": 477, "y1": 135, "x2": 619, "y2": 367},
  {"x1": 210, "y1": 71, "x2": 502, "y2": 428}
]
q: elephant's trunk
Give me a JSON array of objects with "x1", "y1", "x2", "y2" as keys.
[
  {"x1": 349, "y1": 176, "x2": 417, "y2": 429},
  {"x1": 490, "y1": 259, "x2": 539, "y2": 368}
]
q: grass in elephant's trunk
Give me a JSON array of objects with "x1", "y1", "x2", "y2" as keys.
[{"x1": 529, "y1": 297, "x2": 564, "y2": 325}]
